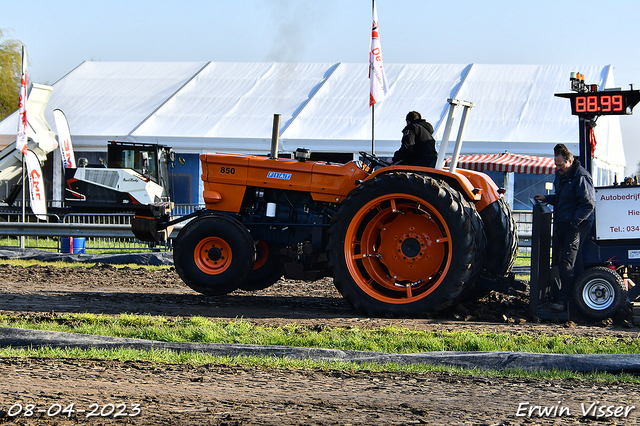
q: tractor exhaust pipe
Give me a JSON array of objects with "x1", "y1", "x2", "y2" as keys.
[{"x1": 270, "y1": 113, "x2": 281, "y2": 159}]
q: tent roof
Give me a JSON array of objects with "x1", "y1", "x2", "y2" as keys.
[
  {"x1": 0, "y1": 61, "x2": 625, "y2": 171},
  {"x1": 446, "y1": 152, "x2": 557, "y2": 174}
]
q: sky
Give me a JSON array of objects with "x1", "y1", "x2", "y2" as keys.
[{"x1": 3, "y1": 0, "x2": 640, "y2": 174}]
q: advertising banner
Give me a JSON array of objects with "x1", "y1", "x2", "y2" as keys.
[{"x1": 594, "y1": 186, "x2": 640, "y2": 240}]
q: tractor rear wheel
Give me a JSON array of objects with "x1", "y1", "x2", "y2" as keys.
[
  {"x1": 239, "y1": 240, "x2": 285, "y2": 291},
  {"x1": 572, "y1": 266, "x2": 627, "y2": 320},
  {"x1": 461, "y1": 196, "x2": 518, "y2": 301},
  {"x1": 328, "y1": 172, "x2": 484, "y2": 317},
  {"x1": 480, "y1": 197, "x2": 517, "y2": 276},
  {"x1": 174, "y1": 213, "x2": 255, "y2": 296}
]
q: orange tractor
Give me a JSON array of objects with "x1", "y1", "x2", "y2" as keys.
[{"x1": 133, "y1": 138, "x2": 519, "y2": 317}]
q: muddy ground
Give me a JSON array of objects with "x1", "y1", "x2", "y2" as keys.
[{"x1": 0, "y1": 264, "x2": 639, "y2": 425}]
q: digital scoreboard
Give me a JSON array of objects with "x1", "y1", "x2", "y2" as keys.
[{"x1": 556, "y1": 90, "x2": 640, "y2": 116}]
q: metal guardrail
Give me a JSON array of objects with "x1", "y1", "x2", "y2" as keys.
[
  {"x1": 0, "y1": 222, "x2": 183, "y2": 238},
  {"x1": 0, "y1": 207, "x2": 535, "y2": 252},
  {"x1": 0, "y1": 204, "x2": 203, "y2": 251},
  {"x1": 0, "y1": 222, "x2": 133, "y2": 238}
]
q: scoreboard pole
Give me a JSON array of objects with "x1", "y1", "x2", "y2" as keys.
[{"x1": 578, "y1": 116, "x2": 592, "y2": 173}]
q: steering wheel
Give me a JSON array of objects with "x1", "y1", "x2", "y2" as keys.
[{"x1": 359, "y1": 151, "x2": 389, "y2": 170}]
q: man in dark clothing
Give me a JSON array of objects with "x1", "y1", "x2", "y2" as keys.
[
  {"x1": 534, "y1": 144, "x2": 596, "y2": 312},
  {"x1": 391, "y1": 111, "x2": 438, "y2": 167}
]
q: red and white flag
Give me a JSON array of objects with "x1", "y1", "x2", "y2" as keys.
[
  {"x1": 53, "y1": 109, "x2": 76, "y2": 168},
  {"x1": 16, "y1": 46, "x2": 47, "y2": 220},
  {"x1": 369, "y1": 1, "x2": 388, "y2": 107},
  {"x1": 25, "y1": 150, "x2": 47, "y2": 220},
  {"x1": 16, "y1": 46, "x2": 28, "y2": 155}
]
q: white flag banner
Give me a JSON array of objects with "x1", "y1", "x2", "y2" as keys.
[
  {"x1": 369, "y1": 1, "x2": 388, "y2": 107},
  {"x1": 16, "y1": 46, "x2": 28, "y2": 155},
  {"x1": 25, "y1": 150, "x2": 47, "y2": 220},
  {"x1": 53, "y1": 109, "x2": 76, "y2": 168}
]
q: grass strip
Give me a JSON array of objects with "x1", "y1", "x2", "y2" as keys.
[
  {"x1": 1, "y1": 313, "x2": 639, "y2": 355},
  {"x1": 1, "y1": 347, "x2": 639, "y2": 384}
]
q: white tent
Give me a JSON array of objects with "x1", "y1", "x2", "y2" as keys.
[{"x1": 0, "y1": 61, "x2": 626, "y2": 191}]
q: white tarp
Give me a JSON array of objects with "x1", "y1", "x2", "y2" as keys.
[
  {"x1": 0, "y1": 61, "x2": 626, "y2": 184},
  {"x1": 38, "y1": 61, "x2": 209, "y2": 136},
  {"x1": 134, "y1": 62, "x2": 337, "y2": 138}
]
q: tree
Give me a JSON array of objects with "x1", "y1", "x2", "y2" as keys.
[{"x1": 0, "y1": 29, "x2": 23, "y2": 121}]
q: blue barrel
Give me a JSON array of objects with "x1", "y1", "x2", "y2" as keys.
[{"x1": 61, "y1": 237, "x2": 86, "y2": 254}]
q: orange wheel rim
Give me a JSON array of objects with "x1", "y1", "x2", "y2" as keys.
[
  {"x1": 344, "y1": 193, "x2": 452, "y2": 304},
  {"x1": 194, "y1": 236, "x2": 232, "y2": 275},
  {"x1": 253, "y1": 240, "x2": 269, "y2": 270}
]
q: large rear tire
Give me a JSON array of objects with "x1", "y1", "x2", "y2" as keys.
[
  {"x1": 174, "y1": 213, "x2": 255, "y2": 296},
  {"x1": 479, "y1": 197, "x2": 517, "y2": 276},
  {"x1": 328, "y1": 172, "x2": 484, "y2": 317}
]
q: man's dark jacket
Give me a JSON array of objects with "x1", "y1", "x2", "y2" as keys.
[
  {"x1": 392, "y1": 119, "x2": 437, "y2": 167},
  {"x1": 545, "y1": 159, "x2": 596, "y2": 227}
]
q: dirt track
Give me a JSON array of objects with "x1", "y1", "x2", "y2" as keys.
[{"x1": 0, "y1": 263, "x2": 639, "y2": 425}]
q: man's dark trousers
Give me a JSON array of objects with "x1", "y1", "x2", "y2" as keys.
[{"x1": 552, "y1": 220, "x2": 593, "y2": 303}]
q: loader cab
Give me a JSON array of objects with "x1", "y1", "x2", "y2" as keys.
[
  {"x1": 64, "y1": 141, "x2": 174, "y2": 210},
  {"x1": 106, "y1": 141, "x2": 173, "y2": 198}
]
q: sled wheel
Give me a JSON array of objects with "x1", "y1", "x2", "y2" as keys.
[
  {"x1": 479, "y1": 197, "x2": 518, "y2": 276},
  {"x1": 239, "y1": 240, "x2": 285, "y2": 291},
  {"x1": 328, "y1": 172, "x2": 483, "y2": 317},
  {"x1": 173, "y1": 213, "x2": 255, "y2": 296},
  {"x1": 572, "y1": 266, "x2": 627, "y2": 320}
]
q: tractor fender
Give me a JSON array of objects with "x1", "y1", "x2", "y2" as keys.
[
  {"x1": 364, "y1": 166, "x2": 488, "y2": 205},
  {"x1": 454, "y1": 169, "x2": 502, "y2": 213}
]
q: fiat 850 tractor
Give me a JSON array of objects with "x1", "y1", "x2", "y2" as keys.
[{"x1": 133, "y1": 107, "x2": 518, "y2": 317}]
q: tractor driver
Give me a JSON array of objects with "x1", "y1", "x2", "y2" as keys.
[
  {"x1": 388, "y1": 111, "x2": 438, "y2": 167},
  {"x1": 533, "y1": 144, "x2": 596, "y2": 312}
]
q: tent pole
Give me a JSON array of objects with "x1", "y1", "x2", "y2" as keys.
[{"x1": 505, "y1": 171, "x2": 515, "y2": 208}]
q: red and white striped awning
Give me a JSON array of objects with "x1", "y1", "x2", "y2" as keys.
[{"x1": 446, "y1": 152, "x2": 556, "y2": 174}]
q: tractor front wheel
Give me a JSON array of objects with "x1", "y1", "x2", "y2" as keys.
[{"x1": 174, "y1": 213, "x2": 255, "y2": 296}]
